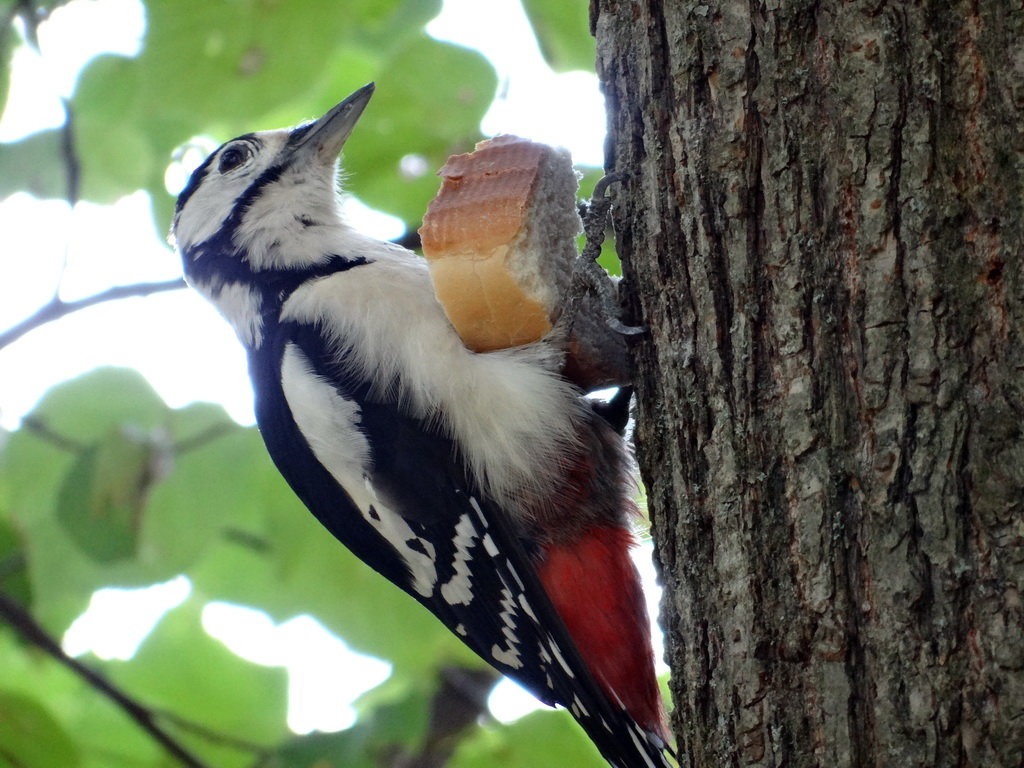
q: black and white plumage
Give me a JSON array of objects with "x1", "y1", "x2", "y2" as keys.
[{"x1": 173, "y1": 84, "x2": 671, "y2": 768}]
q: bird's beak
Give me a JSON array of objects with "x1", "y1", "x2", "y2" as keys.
[{"x1": 292, "y1": 82, "x2": 375, "y2": 164}]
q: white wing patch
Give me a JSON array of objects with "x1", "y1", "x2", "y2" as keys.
[
  {"x1": 281, "y1": 343, "x2": 369, "y2": 476},
  {"x1": 281, "y1": 343, "x2": 437, "y2": 597},
  {"x1": 627, "y1": 725, "x2": 660, "y2": 768},
  {"x1": 491, "y1": 587, "x2": 523, "y2": 669},
  {"x1": 518, "y1": 593, "x2": 538, "y2": 621},
  {"x1": 571, "y1": 694, "x2": 590, "y2": 718},
  {"x1": 440, "y1": 512, "x2": 478, "y2": 606},
  {"x1": 547, "y1": 635, "x2": 576, "y2": 678},
  {"x1": 358, "y1": 477, "x2": 437, "y2": 597},
  {"x1": 482, "y1": 533, "x2": 499, "y2": 557}
]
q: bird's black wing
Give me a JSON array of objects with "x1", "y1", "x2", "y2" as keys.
[{"x1": 248, "y1": 319, "x2": 671, "y2": 768}]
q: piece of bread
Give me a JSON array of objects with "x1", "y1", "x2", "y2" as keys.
[
  {"x1": 419, "y1": 135, "x2": 632, "y2": 390},
  {"x1": 418, "y1": 135, "x2": 580, "y2": 352}
]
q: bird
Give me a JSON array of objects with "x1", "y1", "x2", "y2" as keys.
[{"x1": 172, "y1": 82, "x2": 672, "y2": 768}]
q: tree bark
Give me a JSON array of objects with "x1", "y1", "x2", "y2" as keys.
[{"x1": 592, "y1": 1, "x2": 1024, "y2": 766}]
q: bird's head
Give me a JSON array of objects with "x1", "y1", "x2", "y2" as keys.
[{"x1": 172, "y1": 83, "x2": 375, "y2": 283}]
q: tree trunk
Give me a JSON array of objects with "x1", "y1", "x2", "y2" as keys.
[{"x1": 591, "y1": 2, "x2": 1024, "y2": 766}]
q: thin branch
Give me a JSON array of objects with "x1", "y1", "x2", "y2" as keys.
[
  {"x1": 155, "y1": 708, "x2": 272, "y2": 757},
  {"x1": 19, "y1": 415, "x2": 87, "y2": 452},
  {"x1": 0, "y1": 744, "x2": 26, "y2": 768},
  {"x1": 0, "y1": 593, "x2": 214, "y2": 768},
  {"x1": 172, "y1": 421, "x2": 237, "y2": 455},
  {"x1": 391, "y1": 667, "x2": 500, "y2": 768},
  {"x1": 0, "y1": 278, "x2": 187, "y2": 351},
  {"x1": 14, "y1": 0, "x2": 41, "y2": 49},
  {"x1": 221, "y1": 527, "x2": 271, "y2": 553},
  {"x1": 51, "y1": 100, "x2": 81, "y2": 298},
  {"x1": 0, "y1": 553, "x2": 26, "y2": 587},
  {"x1": 60, "y1": 98, "x2": 81, "y2": 205}
]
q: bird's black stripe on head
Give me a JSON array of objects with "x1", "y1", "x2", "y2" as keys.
[
  {"x1": 175, "y1": 152, "x2": 216, "y2": 214},
  {"x1": 175, "y1": 133, "x2": 260, "y2": 214},
  {"x1": 222, "y1": 161, "x2": 286, "y2": 233}
]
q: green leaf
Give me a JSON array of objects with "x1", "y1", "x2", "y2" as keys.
[
  {"x1": 0, "y1": 690, "x2": 82, "y2": 768},
  {"x1": 55, "y1": 426, "x2": 167, "y2": 563},
  {"x1": 265, "y1": 677, "x2": 433, "y2": 768},
  {"x1": 106, "y1": 596, "x2": 288, "y2": 766},
  {"x1": 68, "y1": 0, "x2": 450, "y2": 228},
  {"x1": 0, "y1": 130, "x2": 68, "y2": 199},
  {"x1": 0, "y1": 517, "x2": 32, "y2": 606},
  {"x1": 0, "y1": 22, "x2": 13, "y2": 119},
  {"x1": 139, "y1": 403, "x2": 254, "y2": 574},
  {"x1": 72, "y1": 57, "x2": 157, "y2": 203},
  {"x1": 452, "y1": 709, "x2": 605, "y2": 768},
  {"x1": 351, "y1": 676, "x2": 431, "y2": 753},
  {"x1": 53, "y1": 0, "x2": 498, "y2": 234},
  {"x1": 3, "y1": 368, "x2": 175, "y2": 631},
  {"x1": 0, "y1": 631, "x2": 166, "y2": 768},
  {"x1": 346, "y1": 36, "x2": 496, "y2": 227},
  {"x1": 188, "y1": 473, "x2": 481, "y2": 675},
  {"x1": 136, "y1": 0, "x2": 352, "y2": 125},
  {"x1": 521, "y1": 0, "x2": 595, "y2": 72},
  {"x1": 16, "y1": 367, "x2": 170, "y2": 444},
  {"x1": 265, "y1": 730, "x2": 376, "y2": 768}
]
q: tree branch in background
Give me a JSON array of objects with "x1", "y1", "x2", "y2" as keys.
[
  {"x1": 391, "y1": 666, "x2": 500, "y2": 768},
  {"x1": 154, "y1": 708, "x2": 272, "y2": 760},
  {"x1": 19, "y1": 415, "x2": 87, "y2": 452},
  {"x1": 60, "y1": 98, "x2": 81, "y2": 205},
  {"x1": 13, "y1": 0, "x2": 45, "y2": 49},
  {"x1": 0, "y1": 278, "x2": 187, "y2": 351},
  {"x1": 0, "y1": 593, "x2": 215, "y2": 768},
  {"x1": 172, "y1": 421, "x2": 238, "y2": 454}
]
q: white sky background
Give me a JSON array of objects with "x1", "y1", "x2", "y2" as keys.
[{"x1": 0, "y1": 0, "x2": 660, "y2": 735}]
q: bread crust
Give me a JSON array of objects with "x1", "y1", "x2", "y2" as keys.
[{"x1": 419, "y1": 135, "x2": 577, "y2": 352}]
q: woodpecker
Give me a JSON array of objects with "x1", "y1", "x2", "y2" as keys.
[{"x1": 173, "y1": 83, "x2": 671, "y2": 768}]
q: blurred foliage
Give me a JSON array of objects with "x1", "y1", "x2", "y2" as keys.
[
  {"x1": 521, "y1": 0, "x2": 595, "y2": 72},
  {"x1": 0, "y1": 1, "x2": 615, "y2": 765},
  {"x1": 0, "y1": 367, "x2": 608, "y2": 766},
  {"x1": 1, "y1": 0, "x2": 498, "y2": 231},
  {"x1": 0, "y1": 0, "x2": 601, "y2": 236}
]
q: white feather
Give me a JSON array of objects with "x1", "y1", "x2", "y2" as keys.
[
  {"x1": 206, "y1": 281, "x2": 263, "y2": 347},
  {"x1": 491, "y1": 587, "x2": 524, "y2": 669},
  {"x1": 439, "y1": 512, "x2": 478, "y2": 606},
  {"x1": 232, "y1": 168, "x2": 346, "y2": 272},
  {"x1": 280, "y1": 343, "x2": 438, "y2": 597},
  {"x1": 280, "y1": 343, "x2": 370, "y2": 479},
  {"x1": 279, "y1": 246, "x2": 585, "y2": 516},
  {"x1": 173, "y1": 132, "x2": 292, "y2": 251}
]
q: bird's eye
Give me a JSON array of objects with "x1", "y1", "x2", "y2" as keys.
[{"x1": 218, "y1": 146, "x2": 250, "y2": 173}]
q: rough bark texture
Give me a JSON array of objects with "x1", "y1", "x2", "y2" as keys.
[{"x1": 592, "y1": 1, "x2": 1024, "y2": 766}]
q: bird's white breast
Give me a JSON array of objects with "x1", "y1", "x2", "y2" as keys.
[{"x1": 279, "y1": 249, "x2": 584, "y2": 513}]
